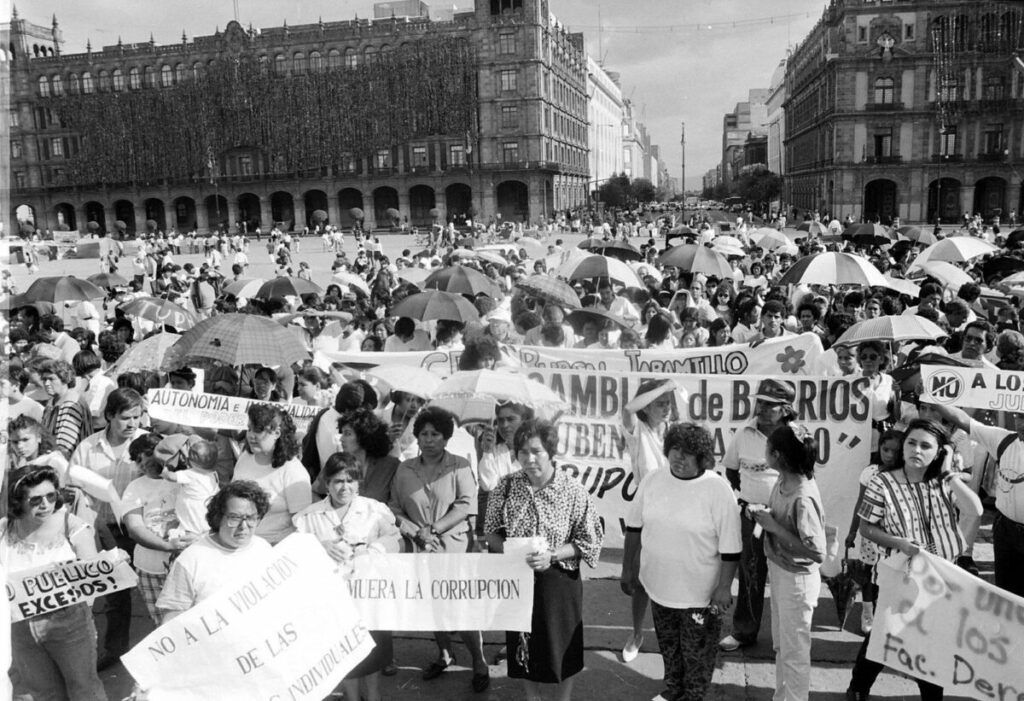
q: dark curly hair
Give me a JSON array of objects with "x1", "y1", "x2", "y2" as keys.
[
  {"x1": 662, "y1": 423, "x2": 716, "y2": 474},
  {"x1": 338, "y1": 409, "x2": 393, "y2": 459},
  {"x1": 413, "y1": 406, "x2": 456, "y2": 440},
  {"x1": 7, "y1": 466, "x2": 65, "y2": 518},
  {"x1": 205, "y1": 481, "x2": 271, "y2": 531},
  {"x1": 246, "y1": 403, "x2": 300, "y2": 468},
  {"x1": 9, "y1": 415, "x2": 58, "y2": 458},
  {"x1": 512, "y1": 419, "x2": 559, "y2": 458}
]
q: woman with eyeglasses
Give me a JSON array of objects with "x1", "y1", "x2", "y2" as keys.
[
  {"x1": 157, "y1": 481, "x2": 272, "y2": 621},
  {"x1": 3, "y1": 465, "x2": 107, "y2": 700},
  {"x1": 232, "y1": 404, "x2": 312, "y2": 545}
]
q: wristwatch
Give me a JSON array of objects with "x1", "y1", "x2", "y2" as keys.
[{"x1": 429, "y1": 526, "x2": 440, "y2": 537}]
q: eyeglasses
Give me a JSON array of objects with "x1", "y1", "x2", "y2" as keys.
[
  {"x1": 27, "y1": 492, "x2": 58, "y2": 508},
  {"x1": 224, "y1": 514, "x2": 260, "y2": 528},
  {"x1": 859, "y1": 354, "x2": 880, "y2": 361}
]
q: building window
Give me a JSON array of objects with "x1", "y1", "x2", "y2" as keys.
[
  {"x1": 112, "y1": 69, "x2": 125, "y2": 91},
  {"x1": 411, "y1": 146, "x2": 428, "y2": 167},
  {"x1": 502, "y1": 142, "x2": 520, "y2": 164},
  {"x1": 193, "y1": 62, "x2": 204, "y2": 79},
  {"x1": 175, "y1": 63, "x2": 186, "y2": 82},
  {"x1": 365, "y1": 47, "x2": 378, "y2": 63},
  {"x1": 38, "y1": 76, "x2": 51, "y2": 97},
  {"x1": 939, "y1": 126, "x2": 957, "y2": 155},
  {"x1": 905, "y1": 24, "x2": 915, "y2": 40},
  {"x1": 51, "y1": 137, "x2": 64, "y2": 157},
  {"x1": 499, "y1": 69, "x2": 517, "y2": 92},
  {"x1": 501, "y1": 104, "x2": 519, "y2": 129},
  {"x1": 345, "y1": 48, "x2": 358, "y2": 68},
  {"x1": 51, "y1": 75, "x2": 64, "y2": 96},
  {"x1": 490, "y1": 0, "x2": 523, "y2": 15},
  {"x1": 873, "y1": 129, "x2": 893, "y2": 157},
  {"x1": 983, "y1": 124, "x2": 1003, "y2": 154},
  {"x1": 376, "y1": 150, "x2": 391, "y2": 169},
  {"x1": 328, "y1": 49, "x2": 342, "y2": 69},
  {"x1": 983, "y1": 76, "x2": 1006, "y2": 100},
  {"x1": 14, "y1": 172, "x2": 26, "y2": 189},
  {"x1": 309, "y1": 51, "x2": 323, "y2": 72},
  {"x1": 274, "y1": 54, "x2": 286, "y2": 74},
  {"x1": 874, "y1": 77, "x2": 894, "y2": 104},
  {"x1": 238, "y1": 155, "x2": 253, "y2": 176},
  {"x1": 68, "y1": 74, "x2": 79, "y2": 93},
  {"x1": 449, "y1": 144, "x2": 466, "y2": 166},
  {"x1": 81, "y1": 72, "x2": 93, "y2": 93},
  {"x1": 857, "y1": 26, "x2": 868, "y2": 42},
  {"x1": 498, "y1": 33, "x2": 517, "y2": 54},
  {"x1": 129, "y1": 67, "x2": 141, "y2": 90},
  {"x1": 12, "y1": 141, "x2": 22, "y2": 159},
  {"x1": 144, "y1": 66, "x2": 156, "y2": 88},
  {"x1": 292, "y1": 52, "x2": 305, "y2": 74},
  {"x1": 938, "y1": 77, "x2": 959, "y2": 103},
  {"x1": 341, "y1": 153, "x2": 357, "y2": 173},
  {"x1": 161, "y1": 65, "x2": 174, "y2": 87}
]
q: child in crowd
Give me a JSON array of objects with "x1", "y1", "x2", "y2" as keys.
[{"x1": 162, "y1": 440, "x2": 220, "y2": 539}]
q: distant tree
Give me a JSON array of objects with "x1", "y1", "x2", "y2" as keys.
[
  {"x1": 598, "y1": 173, "x2": 632, "y2": 208},
  {"x1": 733, "y1": 168, "x2": 782, "y2": 210},
  {"x1": 632, "y1": 178, "x2": 657, "y2": 204}
]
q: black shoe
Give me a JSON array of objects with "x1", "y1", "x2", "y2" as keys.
[
  {"x1": 956, "y1": 555, "x2": 980, "y2": 577},
  {"x1": 845, "y1": 689, "x2": 870, "y2": 701},
  {"x1": 422, "y1": 656, "x2": 454, "y2": 681},
  {"x1": 472, "y1": 671, "x2": 490, "y2": 693}
]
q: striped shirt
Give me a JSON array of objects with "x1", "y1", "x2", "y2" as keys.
[
  {"x1": 858, "y1": 470, "x2": 964, "y2": 561},
  {"x1": 42, "y1": 396, "x2": 93, "y2": 459}
]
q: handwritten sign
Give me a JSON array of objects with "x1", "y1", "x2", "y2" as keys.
[
  {"x1": 146, "y1": 388, "x2": 320, "y2": 434},
  {"x1": 868, "y1": 551, "x2": 1024, "y2": 701},
  {"x1": 8, "y1": 550, "x2": 137, "y2": 622},
  {"x1": 921, "y1": 365, "x2": 1024, "y2": 413},
  {"x1": 348, "y1": 553, "x2": 534, "y2": 632},
  {"x1": 121, "y1": 534, "x2": 372, "y2": 701}
]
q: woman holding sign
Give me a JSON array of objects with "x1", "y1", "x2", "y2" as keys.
[
  {"x1": 2, "y1": 465, "x2": 107, "y2": 701},
  {"x1": 484, "y1": 419, "x2": 603, "y2": 701},
  {"x1": 295, "y1": 453, "x2": 401, "y2": 701},
  {"x1": 845, "y1": 418, "x2": 983, "y2": 701}
]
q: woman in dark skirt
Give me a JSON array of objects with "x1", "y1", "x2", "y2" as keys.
[{"x1": 484, "y1": 419, "x2": 603, "y2": 701}]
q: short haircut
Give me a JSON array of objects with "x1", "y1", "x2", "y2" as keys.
[
  {"x1": 320, "y1": 452, "x2": 363, "y2": 486},
  {"x1": 205, "y1": 481, "x2": 271, "y2": 531},
  {"x1": 36, "y1": 359, "x2": 76, "y2": 385},
  {"x1": 413, "y1": 406, "x2": 456, "y2": 440},
  {"x1": 129, "y1": 433, "x2": 163, "y2": 462},
  {"x1": 7, "y1": 466, "x2": 64, "y2": 518},
  {"x1": 39, "y1": 314, "x2": 64, "y2": 333},
  {"x1": 104, "y1": 387, "x2": 144, "y2": 420},
  {"x1": 761, "y1": 299, "x2": 786, "y2": 317},
  {"x1": 512, "y1": 419, "x2": 559, "y2": 458}
]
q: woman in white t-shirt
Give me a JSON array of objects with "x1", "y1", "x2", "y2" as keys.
[
  {"x1": 622, "y1": 423, "x2": 741, "y2": 701},
  {"x1": 232, "y1": 404, "x2": 312, "y2": 544}
]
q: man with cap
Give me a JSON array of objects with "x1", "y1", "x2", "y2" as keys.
[{"x1": 719, "y1": 379, "x2": 797, "y2": 651}]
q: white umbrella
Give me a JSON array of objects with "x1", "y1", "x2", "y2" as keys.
[
  {"x1": 514, "y1": 237, "x2": 547, "y2": 259},
  {"x1": 834, "y1": 316, "x2": 947, "y2": 346},
  {"x1": 558, "y1": 254, "x2": 643, "y2": 287},
  {"x1": 882, "y1": 275, "x2": 921, "y2": 297},
  {"x1": 365, "y1": 366, "x2": 442, "y2": 400},
  {"x1": 430, "y1": 369, "x2": 568, "y2": 421},
  {"x1": 909, "y1": 261, "x2": 973, "y2": 290},
  {"x1": 332, "y1": 271, "x2": 371, "y2": 296},
  {"x1": 912, "y1": 237, "x2": 999, "y2": 266},
  {"x1": 777, "y1": 252, "x2": 889, "y2": 287}
]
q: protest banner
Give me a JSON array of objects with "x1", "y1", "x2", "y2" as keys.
[
  {"x1": 8, "y1": 550, "x2": 137, "y2": 622},
  {"x1": 921, "y1": 364, "x2": 1024, "y2": 413},
  {"x1": 315, "y1": 332, "x2": 833, "y2": 380},
  {"x1": 145, "y1": 388, "x2": 320, "y2": 434},
  {"x1": 347, "y1": 553, "x2": 534, "y2": 631},
  {"x1": 868, "y1": 551, "x2": 1024, "y2": 701},
  {"x1": 121, "y1": 534, "x2": 373, "y2": 701}
]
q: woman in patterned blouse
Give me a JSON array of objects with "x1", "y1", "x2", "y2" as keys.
[
  {"x1": 846, "y1": 418, "x2": 982, "y2": 701},
  {"x1": 484, "y1": 419, "x2": 603, "y2": 701}
]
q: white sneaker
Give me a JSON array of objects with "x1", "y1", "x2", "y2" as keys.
[
  {"x1": 718, "y1": 634, "x2": 744, "y2": 652},
  {"x1": 622, "y1": 633, "x2": 644, "y2": 663},
  {"x1": 861, "y1": 602, "x2": 874, "y2": 634}
]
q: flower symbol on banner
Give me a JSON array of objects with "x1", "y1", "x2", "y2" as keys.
[{"x1": 777, "y1": 346, "x2": 807, "y2": 374}]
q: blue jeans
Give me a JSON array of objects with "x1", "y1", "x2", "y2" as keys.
[{"x1": 12, "y1": 602, "x2": 107, "y2": 701}]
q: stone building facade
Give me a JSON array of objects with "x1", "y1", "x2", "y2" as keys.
[
  {"x1": 7, "y1": 0, "x2": 590, "y2": 235},
  {"x1": 784, "y1": 0, "x2": 1024, "y2": 225}
]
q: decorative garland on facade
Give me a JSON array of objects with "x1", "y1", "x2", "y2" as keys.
[{"x1": 47, "y1": 35, "x2": 477, "y2": 188}]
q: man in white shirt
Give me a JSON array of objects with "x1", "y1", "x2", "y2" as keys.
[
  {"x1": 384, "y1": 317, "x2": 432, "y2": 352},
  {"x1": 950, "y1": 320, "x2": 997, "y2": 368},
  {"x1": 597, "y1": 282, "x2": 639, "y2": 326},
  {"x1": 39, "y1": 314, "x2": 81, "y2": 363}
]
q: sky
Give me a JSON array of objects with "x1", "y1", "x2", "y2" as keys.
[{"x1": 31, "y1": 0, "x2": 827, "y2": 191}]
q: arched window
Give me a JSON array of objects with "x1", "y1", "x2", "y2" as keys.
[
  {"x1": 193, "y1": 62, "x2": 204, "y2": 79},
  {"x1": 144, "y1": 65, "x2": 156, "y2": 88},
  {"x1": 292, "y1": 52, "x2": 305, "y2": 74},
  {"x1": 68, "y1": 73, "x2": 79, "y2": 93},
  {"x1": 175, "y1": 63, "x2": 186, "y2": 82},
  {"x1": 983, "y1": 75, "x2": 1006, "y2": 101},
  {"x1": 309, "y1": 51, "x2": 323, "y2": 71},
  {"x1": 128, "y1": 67, "x2": 141, "y2": 90},
  {"x1": 81, "y1": 72, "x2": 93, "y2": 93},
  {"x1": 364, "y1": 47, "x2": 378, "y2": 63},
  {"x1": 38, "y1": 75, "x2": 51, "y2": 96},
  {"x1": 274, "y1": 54, "x2": 286, "y2": 74},
  {"x1": 874, "y1": 77, "x2": 894, "y2": 104},
  {"x1": 112, "y1": 68, "x2": 125, "y2": 91},
  {"x1": 98, "y1": 70, "x2": 110, "y2": 91},
  {"x1": 344, "y1": 48, "x2": 358, "y2": 68},
  {"x1": 328, "y1": 48, "x2": 341, "y2": 68},
  {"x1": 51, "y1": 74, "x2": 64, "y2": 95},
  {"x1": 161, "y1": 65, "x2": 174, "y2": 87}
]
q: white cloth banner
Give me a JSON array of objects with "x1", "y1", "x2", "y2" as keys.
[
  {"x1": 868, "y1": 551, "x2": 1024, "y2": 700},
  {"x1": 348, "y1": 553, "x2": 535, "y2": 632},
  {"x1": 315, "y1": 333, "x2": 832, "y2": 379},
  {"x1": 145, "y1": 388, "x2": 321, "y2": 434},
  {"x1": 8, "y1": 550, "x2": 137, "y2": 622},
  {"x1": 121, "y1": 534, "x2": 373, "y2": 701},
  {"x1": 920, "y1": 364, "x2": 1024, "y2": 413}
]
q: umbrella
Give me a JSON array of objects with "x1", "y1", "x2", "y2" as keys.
[
  {"x1": 1006, "y1": 229, "x2": 1024, "y2": 248},
  {"x1": 824, "y1": 551, "x2": 863, "y2": 629},
  {"x1": 7, "y1": 294, "x2": 56, "y2": 316},
  {"x1": 87, "y1": 272, "x2": 130, "y2": 289},
  {"x1": 881, "y1": 274, "x2": 921, "y2": 297},
  {"x1": 119, "y1": 296, "x2": 199, "y2": 331},
  {"x1": 797, "y1": 220, "x2": 827, "y2": 235},
  {"x1": 23, "y1": 276, "x2": 105, "y2": 304},
  {"x1": 913, "y1": 237, "x2": 999, "y2": 265},
  {"x1": 781, "y1": 227, "x2": 810, "y2": 241},
  {"x1": 846, "y1": 223, "x2": 896, "y2": 247},
  {"x1": 255, "y1": 276, "x2": 323, "y2": 299},
  {"x1": 430, "y1": 369, "x2": 568, "y2": 421},
  {"x1": 667, "y1": 224, "x2": 695, "y2": 236},
  {"x1": 777, "y1": 252, "x2": 889, "y2": 287},
  {"x1": 577, "y1": 240, "x2": 643, "y2": 261},
  {"x1": 390, "y1": 289, "x2": 480, "y2": 323},
  {"x1": 998, "y1": 271, "x2": 1024, "y2": 286},
  {"x1": 558, "y1": 254, "x2": 642, "y2": 287},
  {"x1": 834, "y1": 316, "x2": 947, "y2": 347},
  {"x1": 331, "y1": 271, "x2": 371, "y2": 297},
  {"x1": 749, "y1": 228, "x2": 793, "y2": 251},
  {"x1": 471, "y1": 250, "x2": 510, "y2": 267},
  {"x1": 897, "y1": 225, "x2": 939, "y2": 246},
  {"x1": 365, "y1": 366, "x2": 442, "y2": 400},
  {"x1": 514, "y1": 237, "x2": 547, "y2": 259},
  {"x1": 222, "y1": 278, "x2": 265, "y2": 298},
  {"x1": 909, "y1": 260, "x2": 973, "y2": 290},
  {"x1": 161, "y1": 313, "x2": 310, "y2": 370},
  {"x1": 629, "y1": 262, "x2": 662, "y2": 283},
  {"x1": 105, "y1": 332, "x2": 181, "y2": 377},
  {"x1": 566, "y1": 307, "x2": 633, "y2": 334},
  {"x1": 515, "y1": 275, "x2": 581, "y2": 309},
  {"x1": 982, "y1": 256, "x2": 1024, "y2": 282},
  {"x1": 890, "y1": 352, "x2": 973, "y2": 395},
  {"x1": 396, "y1": 268, "x2": 430, "y2": 286},
  {"x1": 424, "y1": 266, "x2": 501, "y2": 297},
  {"x1": 658, "y1": 244, "x2": 733, "y2": 278}
]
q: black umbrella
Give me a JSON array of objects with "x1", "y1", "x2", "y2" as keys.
[
  {"x1": 983, "y1": 256, "x2": 1024, "y2": 282},
  {"x1": 578, "y1": 239, "x2": 643, "y2": 261},
  {"x1": 824, "y1": 552, "x2": 862, "y2": 629},
  {"x1": 1005, "y1": 229, "x2": 1024, "y2": 249}
]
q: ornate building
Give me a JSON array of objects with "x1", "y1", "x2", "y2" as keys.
[
  {"x1": 7, "y1": 0, "x2": 590, "y2": 235},
  {"x1": 783, "y1": 0, "x2": 1024, "y2": 224}
]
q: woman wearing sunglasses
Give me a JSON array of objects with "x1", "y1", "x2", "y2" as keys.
[{"x1": 2, "y1": 465, "x2": 107, "y2": 700}]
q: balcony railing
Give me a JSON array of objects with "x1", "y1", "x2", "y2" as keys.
[
  {"x1": 977, "y1": 151, "x2": 1007, "y2": 162},
  {"x1": 864, "y1": 102, "x2": 904, "y2": 112},
  {"x1": 931, "y1": 154, "x2": 963, "y2": 163},
  {"x1": 864, "y1": 155, "x2": 903, "y2": 165}
]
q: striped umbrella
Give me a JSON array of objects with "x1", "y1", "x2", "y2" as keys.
[
  {"x1": 577, "y1": 239, "x2": 643, "y2": 261},
  {"x1": 161, "y1": 313, "x2": 310, "y2": 370},
  {"x1": 777, "y1": 252, "x2": 889, "y2": 287},
  {"x1": 558, "y1": 254, "x2": 643, "y2": 287},
  {"x1": 222, "y1": 278, "x2": 265, "y2": 299},
  {"x1": 119, "y1": 296, "x2": 199, "y2": 331},
  {"x1": 390, "y1": 289, "x2": 480, "y2": 323},
  {"x1": 657, "y1": 244, "x2": 733, "y2": 278},
  {"x1": 23, "y1": 276, "x2": 105, "y2": 303},
  {"x1": 255, "y1": 276, "x2": 323, "y2": 299}
]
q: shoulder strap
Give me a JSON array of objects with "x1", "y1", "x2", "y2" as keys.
[
  {"x1": 64, "y1": 508, "x2": 72, "y2": 540},
  {"x1": 996, "y1": 433, "x2": 1018, "y2": 462}
]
